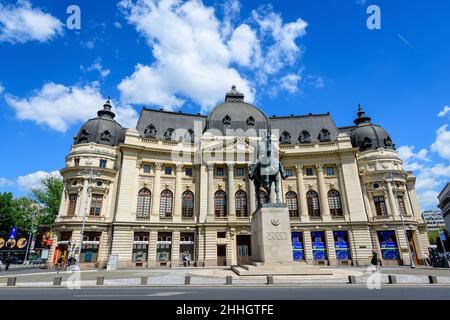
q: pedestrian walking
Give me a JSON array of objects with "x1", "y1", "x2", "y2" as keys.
[
  {"x1": 57, "y1": 256, "x2": 64, "y2": 273},
  {"x1": 4, "y1": 253, "x2": 12, "y2": 272}
]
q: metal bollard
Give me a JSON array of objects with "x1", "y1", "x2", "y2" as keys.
[
  {"x1": 7, "y1": 277, "x2": 16, "y2": 287},
  {"x1": 141, "y1": 276, "x2": 148, "y2": 285},
  {"x1": 96, "y1": 276, "x2": 104, "y2": 286},
  {"x1": 428, "y1": 275, "x2": 438, "y2": 284},
  {"x1": 388, "y1": 275, "x2": 397, "y2": 284},
  {"x1": 184, "y1": 276, "x2": 191, "y2": 285},
  {"x1": 226, "y1": 276, "x2": 233, "y2": 285},
  {"x1": 53, "y1": 277, "x2": 63, "y2": 286},
  {"x1": 348, "y1": 275, "x2": 356, "y2": 284},
  {"x1": 267, "y1": 275, "x2": 274, "y2": 285}
]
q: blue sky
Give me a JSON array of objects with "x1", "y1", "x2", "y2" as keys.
[{"x1": 0, "y1": 0, "x2": 449, "y2": 209}]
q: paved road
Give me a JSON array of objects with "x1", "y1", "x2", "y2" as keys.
[{"x1": 0, "y1": 286, "x2": 449, "y2": 300}]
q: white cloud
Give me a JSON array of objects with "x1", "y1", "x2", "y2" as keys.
[
  {"x1": 114, "y1": 22, "x2": 122, "y2": 29},
  {"x1": 438, "y1": 105, "x2": 450, "y2": 118},
  {"x1": 398, "y1": 145, "x2": 430, "y2": 162},
  {"x1": 16, "y1": 170, "x2": 61, "y2": 191},
  {"x1": 0, "y1": 0, "x2": 63, "y2": 44},
  {"x1": 0, "y1": 83, "x2": 4, "y2": 95},
  {"x1": 417, "y1": 190, "x2": 439, "y2": 209},
  {"x1": 279, "y1": 73, "x2": 302, "y2": 94},
  {"x1": 0, "y1": 177, "x2": 14, "y2": 187},
  {"x1": 118, "y1": 0, "x2": 308, "y2": 112},
  {"x1": 81, "y1": 59, "x2": 111, "y2": 79},
  {"x1": 5, "y1": 82, "x2": 138, "y2": 132},
  {"x1": 431, "y1": 125, "x2": 450, "y2": 161}
]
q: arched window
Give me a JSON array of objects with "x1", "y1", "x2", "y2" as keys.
[
  {"x1": 164, "y1": 128, "x2": 175, "y2": 141},
  {"x1": 137, "y1": 188, "x2": 151, "y2": 217},
  {"x1": 78, "y1": 129, "x2": 89, "y2": 143},
  {"x1": 159, "y1": 189, "x2": 173, "y2": 218},
  {"x1": 183, "y1": 129, "x2": 194, "y2": 143},
  {"x1": 299, "y1": 130, "x2": 311, "y2": 144},
  {"x1": 246, "y1": 116, "x2": 255, "y2": 126},
  {"x1": 144, "y1": 124, "x2": 157, "y2": 138},
  {"x1": 328, "y1": 189, "x2": 343, "y2": 216},
  {"x1": 318, "y1": 129, "x2": 331, "y2": 142},
  {"x1": 307, "y1": 190, "x2": 321, "y2": 217},
  {"x1": 100, "y1": 130, "x2": 111, "y2": 142},
  {"x1": 181, "y1": 190, "x2": 194, "y2": 218},
  {"x1": 280, "y1": 131, "x2": 292, "y2": 145},
  {"x1": 214, "y1": 190, "x2": 227, "y2": 217},
  {"x1": 286, "y1": 191, "x2": 299, "y2": 218},
  {"x1": 235, "y1": 190, "x2": 248, "y2": 217},
  {"x1": 223, "y1": 115, "x2": 231, "y2": 125}
]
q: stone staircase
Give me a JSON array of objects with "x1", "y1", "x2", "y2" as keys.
[{"x1": 231, "y1": 262, "x2": 334, "y2": 277}]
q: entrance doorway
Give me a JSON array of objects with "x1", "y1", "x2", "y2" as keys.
[
  {"x1": 236, "y1": 235, "x2": 252, "y2": 265},
  {"x1": 407, "y1": 230, "x2": 420, "y2": 265},
  {"x1": 217, "y1": 245, "x2": 227, "y2": 266}
]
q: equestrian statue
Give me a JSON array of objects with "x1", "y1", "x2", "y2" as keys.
[{"x1": 248, "y1": 130, "x2": 288, "y2": 208}]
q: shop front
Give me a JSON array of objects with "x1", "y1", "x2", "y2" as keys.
[
  {"x1": 80, "y1": 232, "x2": 101, "y2": 264},
  {"x1": 333, "y1": 231, "x2": 352, "y2": 265},
  {"x1": 291, "y1": 232, "x2": 305, "y2": 261},
  {"x1": 53, "y1": 231, "x2": 73, "y2": 264},
  {"x1": 311, "y1": 231, "x2": 328, "y2": 265},
  {"x1": 132, "y1": 232, "x2": 149, "y2": 267},
  {"x1": 156, "y1": 232, "x2": 172, "y2": 267},
  {"x1": 180, "y1": 232, "x2": 195, "y2": 266},
  {"x1": 377, "y1": 230, "x2": 401, "y2": 265}
]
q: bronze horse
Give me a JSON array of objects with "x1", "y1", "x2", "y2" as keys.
[{"x1": 249, "y1": 132, "x2": 288, "y2": 208}]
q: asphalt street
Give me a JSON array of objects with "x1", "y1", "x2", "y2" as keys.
[{"x1": 0, "y1": 286, "x2": 449, "y2": 300}]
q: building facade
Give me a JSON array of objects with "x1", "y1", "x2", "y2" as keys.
[
  {"x1": 438, "y1": 183, "x2": 450, "y2": 232},
  {"x1": 421, "y1": 210, "x2": 446, "y2": 231},
  {"x1": 51, "y1": 87, "x2": 430, "y2": 268}
]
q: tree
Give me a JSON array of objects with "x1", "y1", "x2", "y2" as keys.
[
  {"x1": 0, "y1": 192, "x2": 15, "y2": 233},
  {"x1": 11, "y1": 197, "x2": 41, "y2": 234},
  {"x1": 31, "y1": 176, "x2": 63, "y2": 226}
]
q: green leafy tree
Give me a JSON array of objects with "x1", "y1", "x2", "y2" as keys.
[
  {"x1": 31, "y1": 176, "x2": 63, "y2": 225},
  {"x1": 0, "y1": 192, "x2": 15, "y2": 233},
  {"x1": 11, "y1": 197, "x2": 41, "y2": 234}
]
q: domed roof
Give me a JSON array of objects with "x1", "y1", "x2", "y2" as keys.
[
  {"x1": 350, "y1": 105, "x2": 395, "y2": 151},
  {"x1": 205, "y1": 86, "x2": 270, "y2": 135},
  {"x1": 74, "y1": 100, "x2": 125, "y2": 147}
]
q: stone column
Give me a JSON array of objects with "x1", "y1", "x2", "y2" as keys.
[
  {"x1": 174, "y1": 164, "x2": 183, "y2": 222},
  {"x1": 248, "y1": 170, "x2": 256, "y2": 214},
  {"x1": 337, "y1": 165, "x2": 350, "y2": 216},
  {"x1": 171, "y1": 231, "x2": 180, "y2": 267},
  {"x1": 295, "y1": 165, "x2": 308, "y2": 217},
  {"x1": 151, "y1": 163, "x2": 162, "y2": 221},
  {"x1": 361, "y1": 182, "x2": 373, "y2": 220},
  {"x1": 325, "y1": 230, "x2": 337, "y2": 266},
  {"x1": 303, "y1": 231, "x2": 314, "y2": 264},
  {"x1": 386, "y1": 182, "x2": 399, "y2": 218},
  {"x1": 79, "y1": 178, "x2": 89, "y2": 217},
  {"x1": 148, "y1": 230, "x2": 158, "y2": 267},
  {"x1": 207, "y1": 163, "x2": 215, "y2": 219},
  {"x1": 227, "y1": 164, "x2": 236, "y2": 220},
  {"x1": 316, "y1": 165, "x2": 330, "y2": 217}
]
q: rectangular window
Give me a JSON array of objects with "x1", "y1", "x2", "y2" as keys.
[
  {"x1": 67, "y1": 194, "x2": 78, "y2": 216},
  {"x1": 164, "y1": 166, "x2": 172, "y2": 175},
  {"x1": 185, "y1": 167, "x2": 193, "y2": 177},
  {"x1": 311, "y1": 231, "x2": 328, "y2": 261},
  {"x1": 217, "y1": 232, "x2": 227, "y2": 239},
  {"x1": 99, "y1": 159, "x2": 107, "y2": 168},
  {"x1": 81, "y1": 232, "x2": 101, "y2": 263},
  {"x1": 132, "y1": 232, "x2": 149, "y2": 262},
  {"x1": 286, "y1": 169, "x2": 293, "y2": 177},
  {"x1": 325, "y1": 167, "x2": 335, "y2": 176},
  {"x1": 374, "y1": 196, "x2": 388, "y2": 216},
  {"x1": 235, "y1": 167, "x2": 244, "y2": 177},
  {"x1": 156, "y1": 232, "x2": 172, "y2": 262},
  {"x1": 291, "y1": 232, "x2": 305, "y2": 261},
  {"x1": 216, "y1": 167, "x2": 225, "y2": 176},
  {"x1": 333, "y1": 231, "x2": 351, "y2": 260},
  {"x1": 180, "y1": 232, "x2": 195, "y2": 263},
  {"x1": 89, "y1": 194, "x2": 103, "y2": 216},
  {"x1": 74, "y1": 158, "x2": 80, "y2": 167},
  {"x1": 397, "y1": 196, "x2": 407, "y2": 216},
  {"x1": 377, "y1": 231, "x2": 400, "y2": 260},
  {"x1": 143, "y1": 165, "x2": 151, "y2": 173},
  {"x1": 305, "y1": 167, "x2": 314, "y2": 176}
]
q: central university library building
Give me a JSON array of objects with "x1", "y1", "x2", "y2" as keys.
[{"x1": 51, "y1": 86, "x2": 430, "y2": 268}]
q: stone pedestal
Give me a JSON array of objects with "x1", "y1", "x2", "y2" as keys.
[{"x1": 251, "y1": 204, "x2": 294, "y2": 265}]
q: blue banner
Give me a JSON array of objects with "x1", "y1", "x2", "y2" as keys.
[
  {"x1": 311, "y1": 231, "x2": 327, "y2": 260},
  {"x1": 377, "y1": 231, "x2": 400, "y2": 260},
  {"x1": 291, "y1": 232, "x2": 304, "y2": 261},
  {"x1": 333, "y1": 231, "x2": 351, "y2": 260}
]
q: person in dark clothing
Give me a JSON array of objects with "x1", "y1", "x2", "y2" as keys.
[
  {"x1": 4, "y1": 253, "x2": 12, "y2": 272},
  {"x1": 57, "y1": 256, "x2": 64, "y2": 273},
  {"x1": 371, "y1": 250, "x2": 378, "y2": 266}
]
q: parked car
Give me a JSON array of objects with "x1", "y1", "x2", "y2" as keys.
[{"x1": 29, "y1": 258, "x2": 47, "y2": 267}]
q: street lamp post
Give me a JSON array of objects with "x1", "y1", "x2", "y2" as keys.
[
  {"x1": 74, "y1": 168, "x2": 101, "y2": 271},
  {"x1": 385, "y1": 171, "x2": 415, "y2": 269}
]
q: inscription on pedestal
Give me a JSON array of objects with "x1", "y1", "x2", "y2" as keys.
[{"x1": 267, "y1": 232, "x2": 287, "y2": 240}]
